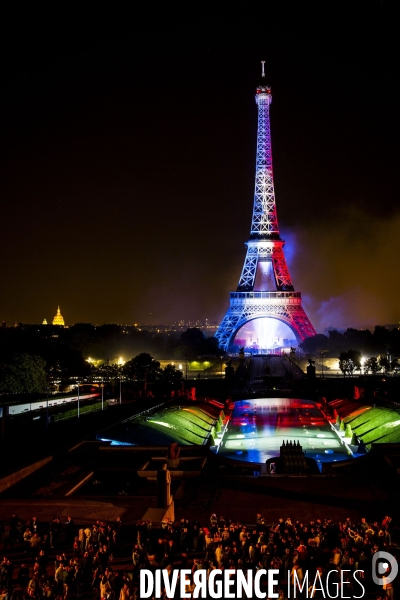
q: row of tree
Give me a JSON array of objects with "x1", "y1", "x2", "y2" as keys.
[
  {"x1": 338, "y1": 350, "x2": 399, "y2": 377},
  {"x1": 0, "y1": 352, "x2": 183, "y2": 395},
  {"x1": 300, "y1": 326, "x2": 400, "y2": 357},
  {"x1": 92, "y1": 353, "x2": 183, "y2": 389},
  {"x1": 0, "y1": 326, "x2": 220, "y2": 382},
  {"x1": 0, "y1": 354, "x2": 47, "y2": 394}
]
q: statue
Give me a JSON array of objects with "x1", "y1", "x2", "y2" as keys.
[
  {"x1": 167, "y1": 442, "x2": 180, "y2": 468},
  {"x1": 157, "y1": 464, "x2": 171, "y2": 508}
]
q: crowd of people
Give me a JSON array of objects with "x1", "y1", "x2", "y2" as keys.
[
  {"x1": 0, "y1": 512, "x2": 396, "y2": 600},
  {"x1": 0, "y1": 516, "x2": 123, "y2": 600}
]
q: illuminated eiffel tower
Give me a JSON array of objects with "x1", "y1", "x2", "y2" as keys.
[{"x1": 215, "y1": 63, "x2": 316, "y2": 352}]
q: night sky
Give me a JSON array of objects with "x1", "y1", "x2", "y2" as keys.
[{"x1": 1, "y1": 3, "x2": 400, "y2": 332}]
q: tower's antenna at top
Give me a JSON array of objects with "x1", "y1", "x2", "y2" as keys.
[{"x1": 261, "y1": 61, "x2": 266, "y2": 78}]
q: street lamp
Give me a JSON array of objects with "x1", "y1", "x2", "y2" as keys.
[
  {"x1": 117, "y1": 358, "x2": 125, "y2": 404},
  {"x1": 320, "y1": 349, "x2": 328, "y2": 378},
  {"x1": 77, "y1": 382, "x2": 80, "y2": 418},
  {"x1": 361, "y1": 356, "x2": 366, "y2": 375},
  {"x1": 46, "y1": 386, "x2": 49, "y2": 427},
  {"x1": 290, "y1": 347, "x2": 296, "y2": 378},
  {"x1": 101, "y1": 381, "x2": 104, "y2": 410}
]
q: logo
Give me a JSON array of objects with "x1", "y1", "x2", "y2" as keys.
[{"x1": 372, "y1": 551, "x2": 398, "y2": 586}]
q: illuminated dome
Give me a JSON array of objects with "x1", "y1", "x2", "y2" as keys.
[
  {"x1": 52, "y1": 306, "x2": 65, "y2": 326},
  {"x1": 42, "y1": 318, "x2": 48, "y2": 325}
]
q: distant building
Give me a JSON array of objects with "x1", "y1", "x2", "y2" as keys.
[
  {"x1": 42, "y1": 318, "x2": 48, "y2": 325},
  {"x1": 52, "y1": 306, "x2": 65, "y2": 326}
]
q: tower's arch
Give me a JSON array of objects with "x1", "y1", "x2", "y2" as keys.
[
  {"x1": 216, "y1": 290, "x2": 315, "y2": 352},
  {"x1": 230, "y1": 315, "x2": 301, "y2": 352}
]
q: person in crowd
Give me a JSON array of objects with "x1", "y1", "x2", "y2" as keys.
[{"x1": 0, "y1": 510, "x2": 395, "y2": 600}]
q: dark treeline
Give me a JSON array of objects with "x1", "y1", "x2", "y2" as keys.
[
  {"x1": 300, "y1": 326, "x2": 400, "y2": 357},
  {"x1": 0, "y1": 324, "x2": 221, "y2": 382}
]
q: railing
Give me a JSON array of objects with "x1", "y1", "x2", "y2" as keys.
[
  {"x1": 8, "y1": 393, "x2": 100, "y2": 416},
  {"x1": 53, "y1": 400, "x2": 109, "y2": 422},
  {"x1": 230, "y1": 291, "x2": 301, "y2": 299}
]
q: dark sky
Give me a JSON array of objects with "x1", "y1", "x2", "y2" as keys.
[{"x1": 1, "y1": 2, "x2": 400, "y2": 332}]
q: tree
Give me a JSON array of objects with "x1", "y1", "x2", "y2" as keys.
[
  {"x1": 178, "y1": 328, "x2": 206, "y2": 358},
  {"x1": 338, "y1": 350, "x2": 361, "y2": 377},
  {"x1": 123, "y1": 353, "x2": 161, "y2": 387},
  {"x1": 344, "y1": 328, "x2": 373, "y2": 351},
  {"x1": 300, "y1": 334, "x2": 329, "y2": 355},
  {"x1": 93, "y1": 362, "x2": 120, "y2": 382},
  {"x1": 378, "y1": 355, "x2": 393, "y2": 374},
  {"x1": 158, "y1": 364, "x2": 183, "y2": 388},
  {"x1": 177, "y1": 328, "x2": 221, "y2": 358},
  {"x1": 328, "y1": 329, "x2": 345, "y2": 350},
  {"x1": 364, "y1": 356, "x2": 381, "y2": 375},
  {"x1": 180, "y1": 328, "x2": 205, "y2": 347},
  {"x1": 0, "y1": 354, "x2": 47, "y2": 394},
  {"x1": 203, "y1": 336, "x2": 221, "y2": 355}
]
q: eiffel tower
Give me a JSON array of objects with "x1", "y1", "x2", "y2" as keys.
[{"x1": 215, "y1": 63, "x2": 316, "y2": 352}]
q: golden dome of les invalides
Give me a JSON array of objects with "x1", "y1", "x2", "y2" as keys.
[{"x1": 52, "y1": 306, "x2": 65, "y2": 326}]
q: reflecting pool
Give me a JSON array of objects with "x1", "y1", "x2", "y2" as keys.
[{"x1": 215, "y1": 398, "x2": 350, "y2": 470}]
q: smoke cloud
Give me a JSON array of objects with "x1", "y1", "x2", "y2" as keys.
[{"x1": 283, "y1": 207, "x2": 400, "y2": 332}]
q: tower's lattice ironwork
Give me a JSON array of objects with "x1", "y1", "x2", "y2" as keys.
[{"x1": 215, "y1": 65, "x2": 316, "y2": 352}]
